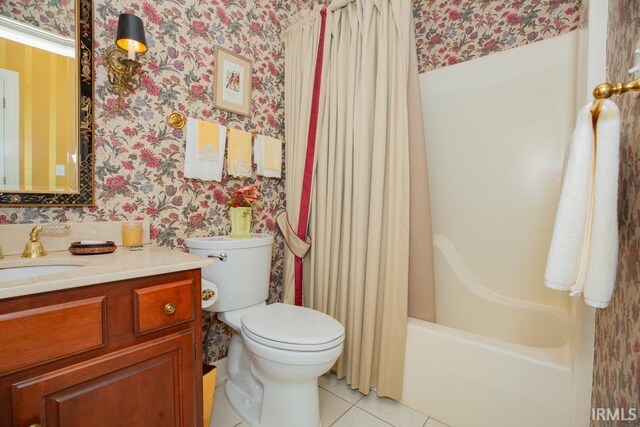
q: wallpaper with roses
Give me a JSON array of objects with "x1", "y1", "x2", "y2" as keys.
[
  {"x1": 590, "y1": 1, "x2": 640, "y2": 423},
  {"x1": 0, "y1": 0, "x2": 294, "y2": 363},
  {"x1": 411, "y1": 0, "x2": 582, "y2": 73},
  {"x1": 1, "y1": 0, "x2": 584, "y2": 364}
]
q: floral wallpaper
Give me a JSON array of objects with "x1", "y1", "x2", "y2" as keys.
[
  {"x1": 0, "y1": 0, "x2": 294, "y2": 363},
  {"x1": 411, "y1": 0, "x2": 582, "y2": 73},
  {"x1": 0, "y1": 0, "x2": 75, "y2": 37},
  {"x1": 591, "y1": 1, "x2": 640, "y2": 424}
]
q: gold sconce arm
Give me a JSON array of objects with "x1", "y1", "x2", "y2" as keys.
[{"x1": 106, "y1": 45, "x2": 144, "y2": 108}]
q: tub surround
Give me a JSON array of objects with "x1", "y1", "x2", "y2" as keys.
[{"x1": 0, "y1": 245, "x2": 211, "y2": 300}]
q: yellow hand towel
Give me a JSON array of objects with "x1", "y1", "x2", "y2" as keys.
[
  {"x1": 253, "y1": 135, "x2": 282, "y2": 178},
  {"x1": 198, "y1": 121, "x2": 220, "y2": 161},
  {"x1": 228, "y1": 128, "x2": 253, "y2": 177},
  {"x1": 263, "y1": 136, "x2": 282, "y2": 171}
]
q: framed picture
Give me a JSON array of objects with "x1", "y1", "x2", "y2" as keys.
[{"x1": 214, "y1": 47, "x2": 252, "y2": 116}]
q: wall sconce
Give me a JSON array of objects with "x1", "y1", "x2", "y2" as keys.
[{"x1": 106, "y1": 13, "x2": 147, "y2": 106}]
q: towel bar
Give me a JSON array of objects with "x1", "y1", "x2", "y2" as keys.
[
  {"x1": 166, "y1": 112, "x2": 285, "y2": 144},
  {"x1": 590, "y1": 77, "x2": 640, "y2": 127}
]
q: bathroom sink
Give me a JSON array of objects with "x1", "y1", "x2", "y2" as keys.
[{"x1": 0, "y1": 264, "x2": 82, "y2": 283}]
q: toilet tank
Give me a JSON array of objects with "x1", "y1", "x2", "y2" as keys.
[{"x1": 186, "y1": 234, "x2": 274, "y2": 312}]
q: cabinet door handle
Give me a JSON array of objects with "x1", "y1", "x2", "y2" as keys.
[
  {"x1": 164, "y1": 303, "x2": 176, "y2": 315},
  {"x1": 29, "y1": 424, "x2": 43, "y2": 427}
]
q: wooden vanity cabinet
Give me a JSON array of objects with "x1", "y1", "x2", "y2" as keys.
[{"x1": 0, "y1": 270, "x2": 203, "y2": 427}]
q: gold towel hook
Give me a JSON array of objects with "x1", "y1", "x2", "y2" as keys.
[
  {"x1": 590, "y1": 77, "x2": 640, "y2": 126},
  {"x1": 167, "y1": 112, "x2": 187, "y2": 129}
]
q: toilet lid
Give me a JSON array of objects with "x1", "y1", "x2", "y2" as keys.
[{"x1": 241, "y1": 303, "x2": 345, "y2": 352}]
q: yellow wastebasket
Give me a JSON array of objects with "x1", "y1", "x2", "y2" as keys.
[{"x1": 203, "y1": 364, "x2": 217, "y2": 427}]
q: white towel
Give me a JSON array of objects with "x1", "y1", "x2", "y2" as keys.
[
  {"x1": 184, "y1": 118, "x2": 226, "y2": 182},
  {"x1": 254, "y1": 135, "x2": 282, "y2": 178},
  {"x1": 544, "y1": 100, "x2": 620, "y2": 308}
]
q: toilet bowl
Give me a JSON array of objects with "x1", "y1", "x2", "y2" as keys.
[{"x1": 186, "y1": 235, "x2": 345, "y2": 427}]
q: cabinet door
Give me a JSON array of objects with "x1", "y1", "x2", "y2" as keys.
[{"x1": 11, "y1": 330, "x2": 197, "y2": 427}]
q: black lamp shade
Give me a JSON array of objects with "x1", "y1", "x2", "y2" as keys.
[{"x1": 116, "y1": 13, "x2": 147, "y2": 54}]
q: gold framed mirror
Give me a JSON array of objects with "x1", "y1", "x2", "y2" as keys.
[{"x1": 0, "y1": 0, "x2": 93, "y2": 206}]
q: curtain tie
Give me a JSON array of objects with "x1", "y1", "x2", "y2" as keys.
[{"x1": 277, "y1": 212, "x2": 311, "y2": 258}]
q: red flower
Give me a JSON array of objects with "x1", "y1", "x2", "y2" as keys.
[
  {"x1": 482, "y1": 39, "x2": 498, "y2": 52},
  {"x1": 448, "y1": 10, "x2": 461, "y2": 20},
  {"x1": 140, "y1": 148, "x2": 160, "y2": 168},
  {"x1": 505, "y1": 13, "x2": 523, "y2": 25},
  {"x1": 141, "y1": 75, "x2": 160, "y2": 96},
  {"x1": 189, "y1": 213, "x2": 205, "y2": 228},
  {"x1": 146, "y1": 205, "x2": 159, "y2": 216},
  {"x1": 142, "y1": 1, "x2": 162, "y2": 25},
  {"x1": 216, "y1": 7, "x2": 230, "y2": 25},
  {"x1": 104, "y1": 175, "x2": 129, "y2": 194},
  {"x1": 191, "y1": 21, "x2": 207, "y2": 35},
  {"x1": 123, "y1": 203, "x2": 135, "y2": 213},
  {"x1": 213, "y1": 189, "x2": 226, "y2": 204}
]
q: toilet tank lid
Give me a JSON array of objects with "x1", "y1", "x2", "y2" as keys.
[{"x1": 186, "y1": 233, "x2": 274, "y2": 250}]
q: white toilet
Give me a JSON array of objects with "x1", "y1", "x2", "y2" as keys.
[{"x1": 187, "y1": 234, "x2": 345, "y2": 427}]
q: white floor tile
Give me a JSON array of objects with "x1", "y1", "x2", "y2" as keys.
[
  {"x1": 319, "y1": 388, "x2": 352, "y2": 426},
  {"x1": 319, "y1": 373, "x2": 365, "y2": 404},
  {"x1": 424, "y1": 418, "x2": 449, "y2": 427},
  {"x1": 356, "y1": 391, "x2": 428, "y2": 427},
  {"x1": 332, "y1": 407, "x2": 393, "y2": 427},
  {"x1": 210, "y1": 384, "x2": 242, "y2": 427}
]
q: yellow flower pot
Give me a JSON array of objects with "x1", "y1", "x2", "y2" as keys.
[{"x1": 230, "y1": 207, "x2": 252, "y2": 238}]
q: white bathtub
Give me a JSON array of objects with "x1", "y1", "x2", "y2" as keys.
[
  {"x1": 401, "y1": 316, "x2": 572, "y2": 427},
  {"x1": 403, "y1": 32, "x2": 581, "y2": 427}
]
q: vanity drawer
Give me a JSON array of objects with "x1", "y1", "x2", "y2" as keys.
[
  {"x1": 133, "y1": 279, "x2": 195, "y2": 335},
  {"x1": 0, "y1": 297, "x2": 106, "y2": 374}
]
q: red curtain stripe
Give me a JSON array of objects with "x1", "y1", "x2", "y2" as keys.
[{"x1": 294, "y1": 7, "x2": 328, "y2": 306}]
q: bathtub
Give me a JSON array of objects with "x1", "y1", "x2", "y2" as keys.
[
  {"x1": 401, "y1": 316, "x2": 572, "y2": 427},
  {"x1": 403, "y1": 32, "x2": 581, "y2": 427}
]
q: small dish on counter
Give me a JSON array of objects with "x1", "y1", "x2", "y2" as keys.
[{"x1": 68, "y1": 241, "x2": 117, "y2": 256}]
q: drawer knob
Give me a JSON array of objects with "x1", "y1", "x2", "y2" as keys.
[
  {"x1": 30, "y1": 424, "x2": 43, "y2": 427},
  {"x1": 164, "y1": 303, "x2": 176, "y2": 315},
  {"x1": 202, "y1": 289, "x2": 216, "y2": 301}
]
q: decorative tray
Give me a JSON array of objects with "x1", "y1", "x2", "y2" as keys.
[{"x1": 68, "y1": 241, "x2": 117, "y2": 256}]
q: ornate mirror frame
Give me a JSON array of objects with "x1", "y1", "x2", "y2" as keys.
[{"x1": 0, "y1": 0, "x2": 94, "y2": 207}]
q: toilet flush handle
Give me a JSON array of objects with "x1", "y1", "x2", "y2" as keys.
[{"x1": 208, "y1": 252, "x2": 227, "y2": 261}]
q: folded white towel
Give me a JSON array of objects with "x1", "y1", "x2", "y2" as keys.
[
  {"x1": 545, "y1": 100, "x2": 620, "y2": 308},
  {"x1": 184, "y1": 118, "x2": 227, "y2": 182},
  {"x1": 254, "y1": 135, "x2": 282, "y2": 178}
]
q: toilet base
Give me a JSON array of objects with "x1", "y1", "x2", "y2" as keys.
[{"x1": 225, "y1": 379, "x2": 262, "y2": 427}]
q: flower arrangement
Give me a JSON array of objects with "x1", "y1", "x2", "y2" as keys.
[{"x1": 226, "y1": 185, "x2": 260, "y2": 208}]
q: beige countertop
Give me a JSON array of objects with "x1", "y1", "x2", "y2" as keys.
[{"x1": 0, "y1": 245, "x2": 212, "y2": 300}]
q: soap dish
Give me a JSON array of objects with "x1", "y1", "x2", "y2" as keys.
[{"x1": 68, "y1": 241, "x2": 117, "y2": 256}]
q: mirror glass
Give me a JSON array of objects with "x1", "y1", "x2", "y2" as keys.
[{"x1": 0, "y1": 0, "x2": 93, "y2": 206}]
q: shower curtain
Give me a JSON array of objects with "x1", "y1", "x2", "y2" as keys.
[{"x1": 280, "y1": 0, "x2": 433, "y2": 399}]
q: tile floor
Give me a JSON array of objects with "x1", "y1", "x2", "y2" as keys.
[{"x1": 210, "y1": 373, "x2": 449, "y2": 427}]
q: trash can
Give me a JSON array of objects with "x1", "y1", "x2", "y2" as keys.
[{"x1": 203, "y1": 363, "x2": 217, "y2": 427}]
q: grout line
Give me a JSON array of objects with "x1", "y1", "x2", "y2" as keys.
[{"x1": 331, "y1": 406, "x2": 394, "y2": 427}]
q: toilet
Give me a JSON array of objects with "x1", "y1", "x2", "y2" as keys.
[{"x1": 187, "y1": 234, "x2": 345, "y2": 427}]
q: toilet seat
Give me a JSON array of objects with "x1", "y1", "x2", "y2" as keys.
[{"x1": 241, "y1": 303, "x2": 345, "y2": 352}]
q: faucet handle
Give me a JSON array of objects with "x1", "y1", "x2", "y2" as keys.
[{"x1": 21, "y1": 224, "x2": 71, "y2": 258}]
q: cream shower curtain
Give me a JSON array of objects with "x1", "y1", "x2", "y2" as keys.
[
  {"x1": 280, "y1": 9, "x2": 328, "y2": 305},
  {"x1": 281, "y1": 0, "x2": 433, "y2": 399},
  {"x1": 306, "y1": 0, "x2": 419, "y2": 399}
]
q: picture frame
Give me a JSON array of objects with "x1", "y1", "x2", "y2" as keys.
[{"x1": 214, "y1": 47, "x2": 252, "y2": 117}]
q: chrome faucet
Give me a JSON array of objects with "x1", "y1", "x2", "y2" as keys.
[{"x1": 22, "y1": 224, "x2": 71, "y2": 258}]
